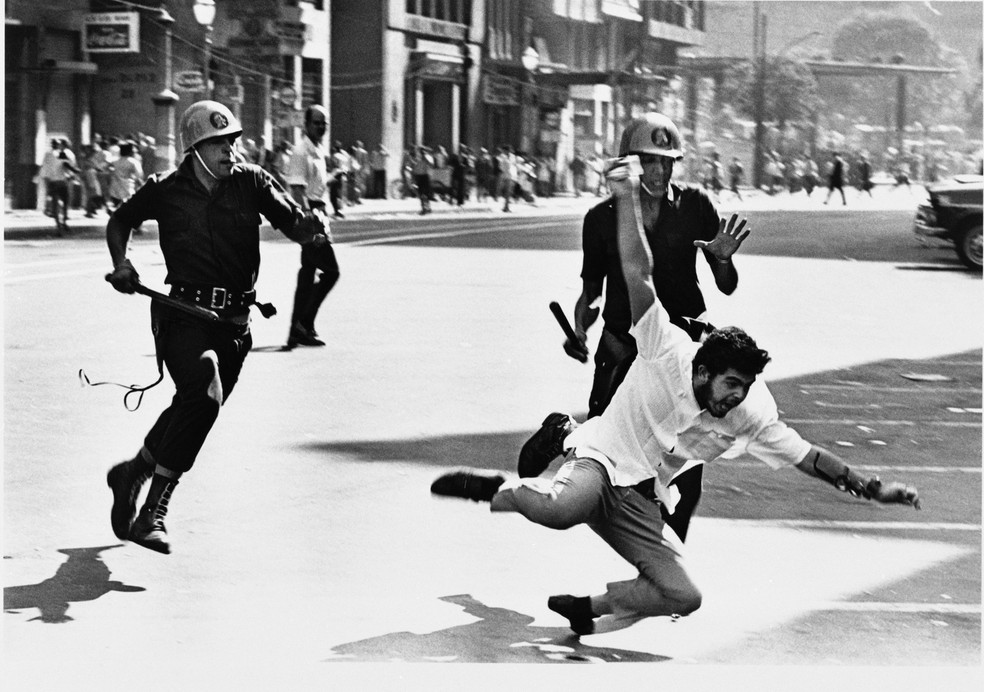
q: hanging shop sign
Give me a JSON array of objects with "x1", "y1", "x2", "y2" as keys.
[
  {"x1": 404, "y1": 15, "x2": 467, "y2": 41},
  {"x1": 482, "y1": 74, "x2": 519, "y2": 106},
  {"x1": 410, "y1": 53, "x2": 465, "y2": 82},
  {"x1": 83, "y1": 12, "x2": 140, "y2": 54}
]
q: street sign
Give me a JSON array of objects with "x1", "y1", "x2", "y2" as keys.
[{"x1": 174, "y1": 70, "x2": 205, "y2": 91}]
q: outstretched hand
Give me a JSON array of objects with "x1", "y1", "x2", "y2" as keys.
[
  {"x1": 694, "y1": 213, "x2": 750, "y2": 261},
  {"x1": 871, "y1": 480, "x2": 922, "y2": 510}
]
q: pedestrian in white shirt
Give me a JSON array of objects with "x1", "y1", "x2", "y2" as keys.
[{"x1": 431, "y1": 154, "x2": 922, "y2": 636}]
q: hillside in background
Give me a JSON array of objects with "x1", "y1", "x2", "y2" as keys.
[{"x1": 695, "y1": 0, "x2": 982, "y2": 66}]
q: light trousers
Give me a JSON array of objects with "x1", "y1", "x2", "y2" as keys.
[{"x1": 490, "y1": 456, "x2": 702, "y2": 623}]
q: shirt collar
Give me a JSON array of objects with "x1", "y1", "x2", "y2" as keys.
[
  {"x1": 678, "y1": 355, "x2": 704, "y2": 423},
  {"x1": 666, "y1": 182, "x2": 681, "y2": 207}
]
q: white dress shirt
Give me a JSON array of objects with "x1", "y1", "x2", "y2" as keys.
[
  {"x1": 565, "y1": 296, "x2": 811, "y2": 507},
  {"x1": 285, "y1": 136, "x2": 330, "y2": 203}
]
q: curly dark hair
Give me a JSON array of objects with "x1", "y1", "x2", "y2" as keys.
[{"x1": 692, "y1": 326, "x2": 771, "y2": 377}]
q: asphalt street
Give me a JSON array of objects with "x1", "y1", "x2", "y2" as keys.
[{"x1": 2, "y1": 195, "x2": 981, "y2": 690}]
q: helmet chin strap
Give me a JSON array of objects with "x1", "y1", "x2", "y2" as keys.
[
  {"x1": 192, "y1": 146, "x2": 219, "y2": 180},
  {"x1": 640, "y1": 180, "x2": 657, "y2": 197}
]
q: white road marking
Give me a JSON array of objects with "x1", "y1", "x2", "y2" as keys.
[
  {"x1": 801, "y1": 384, "x2": 981, "y2": 393},
  {"x1": 804, "y1": 602, "x2": 981, "y2": 614},
  {"x1": 719, "y1": 518, "x2": 981, "y2": 531},
  {"x1": 725, "y1": 460, "x2": 981, "y2": 473},
  {"x1": 345, "y1": 222, "x2": 547, "y2": 247},
  {"x1": 785, "y1": 418, "x2": 980, "y2": 427}
]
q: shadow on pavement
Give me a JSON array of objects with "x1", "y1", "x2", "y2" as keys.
[
  {"x1": 324, "y1": 593, "x2": 668, "y2": 663},
  {"x1": 3, "y1": 545, "x2": 145, "y2": 623},
  {"x1": 302, "y1": 424, "x2": 589, "y2": 473}
]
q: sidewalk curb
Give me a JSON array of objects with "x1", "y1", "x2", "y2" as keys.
[{"x1": 4, "y1": 187, "x2": 925, "y2": 242}]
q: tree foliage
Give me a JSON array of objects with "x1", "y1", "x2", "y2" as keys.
[
  {"x1": 824, "y1": 11, "x2": 967, "y2": 129},
  {"x1": 719, "y1": 56, "x2": 821, "y2": 129}
]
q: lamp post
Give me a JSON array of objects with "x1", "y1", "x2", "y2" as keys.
[
  {"x1": 150, "y1": 3, "x2": 178, "y2": 173},
  {"x1": 193, "y1": 0, "x2": 216, "y2": 100},
  {"x1": 521, "y1": 46, "x2": 540, "y2": 153}
]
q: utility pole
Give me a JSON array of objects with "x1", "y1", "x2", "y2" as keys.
[{"x1": 752, "y1": 2, "x2": 767, "y2": 190}]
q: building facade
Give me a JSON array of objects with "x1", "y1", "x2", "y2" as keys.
[
  {"x1": 480, "y1": 0, "x2": 706, "y2": 190},
  {"x1": 4, "y1": 0, "x2": 329, "y2": 210},
  {"x1": 329, "y1": 0, "x2": 483, "y2": 188}
]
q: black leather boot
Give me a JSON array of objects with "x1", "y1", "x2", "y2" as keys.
[
  {"x1": 107, "y1": 454, "x2": 153, "y2": 540},
  {"x1": 129, "y1": 473, "x2": 178, "y2": 554}
]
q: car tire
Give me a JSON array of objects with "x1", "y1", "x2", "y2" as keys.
[{"x1": 956, "y1": 224, "x2": 983, "y2": 272}]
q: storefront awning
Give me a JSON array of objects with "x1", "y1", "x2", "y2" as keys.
[
  {"x1": 601, "y1": 0, "x2": 643, "y2": 22},
  {"x1": 536, "y1": 69, "x2": 665, "y2": 87},
  {"x1": 37, "y1": 59, "x2": 98, "y2": 74},
  {"x1": 551, "y1": 0, "x2": 602, "y2": 23}
]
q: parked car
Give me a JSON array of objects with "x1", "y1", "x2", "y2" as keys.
[{"x1": 913, "y1": 174, "x2": 983, "y2": 271}]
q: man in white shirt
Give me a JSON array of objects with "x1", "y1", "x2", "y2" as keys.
[
  {"x1": 496, "y1": 146, "x2": 517, "y2": 212},
  {"x1": 431, "y1": 154, "x2": 922, "y2": 636},
  {"x1": 285, "y1": 105, "x2": 340, "y2": 348}
]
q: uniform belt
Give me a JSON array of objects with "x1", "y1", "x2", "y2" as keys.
[{"x1": 169, "y1": 283, "x2": 256, "y2": 311}]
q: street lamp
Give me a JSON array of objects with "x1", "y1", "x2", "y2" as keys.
[
  {"x1": 521, "y1": 47, "x2": 540, "y2": 153},
  {"x1": 193, "y1": 0, "x2": 216, "y2": 100},
  {"x1": 150, "y1": 3, "x2": 178, "y2": 173}
]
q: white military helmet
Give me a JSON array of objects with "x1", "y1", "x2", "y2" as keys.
[
  {"x1": 178, "y1": 100, "x2": 242, "y2": 153},
  {"x1": 618, "y1": 113, "x2": 684, "y2": 160}
]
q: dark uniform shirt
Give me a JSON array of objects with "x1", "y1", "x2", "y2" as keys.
[
  {"x1": 581, "y1": 183, "x2": 720, "y2": 335},
  {"x1": 113, "y1": 158, "x2": 305, "y2": 292}
]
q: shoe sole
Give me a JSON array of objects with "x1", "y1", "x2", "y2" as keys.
[
  {"x1": 517, "y1": 412, "x2": 571, "y2": 478},
  {"x1": 129, "y1": 534, "x2": 171, "y2": 554},
  {"x1": 107, "y1": 467, "x2": 137, "y2": 541}
]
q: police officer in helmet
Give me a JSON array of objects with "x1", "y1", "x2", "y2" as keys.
[{"x1": 104, "y1": 100, "x2": 327, "y2": 553}]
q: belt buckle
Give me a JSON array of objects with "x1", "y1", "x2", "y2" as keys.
[{"x1": 210, "y1": 287, "x2": 228, "y2": 310}]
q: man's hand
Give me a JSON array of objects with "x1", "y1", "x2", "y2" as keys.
[
  {"x1": 694, "y1": 213, "x2": 750, "y2": 262},
  {"x1": 870, "y1": 480, "x2": 922, "y2": 510},
  {"x1": 604, "y1": 155, "x2": 643, "y2": 197},
  {"x1": 297, "y1": 211, "x2": 332, "y2": 245},
  {"x1": 108, "y1": 259, "x2": 139, "y2": 294},
  {"x1": 563, "y1": 329, "x2": 590, "y2": 363}
]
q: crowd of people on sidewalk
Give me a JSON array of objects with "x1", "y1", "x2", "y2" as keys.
[
  {"x1": 30, "y1": 124, "x2": 984, "y2": 235},
  {"x1": 36, "y1": 133, "x2": 155, "y2": 232},
  {"x1": 688, "y1": 145, "x2": 982, "y2": 207}
]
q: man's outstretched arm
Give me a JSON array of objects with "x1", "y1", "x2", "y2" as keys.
[
  {"x1": 607, "y1": 156, "x2": 655, "y2": 324},
  {"x1": 795, "y1": 445, "x2": 921, "y2": 509}
]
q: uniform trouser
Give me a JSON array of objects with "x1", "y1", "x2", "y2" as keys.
[
  {"x1": 290, "y1": 241, "x2": 340, "y2": 331},
  {"x1": 142, "y1": 303, "x2": 252, "y2": 475},
  {"x1": 587, "y1": 328, "x2": 637, "y2": 418},
  {"x1": 491, "y1": 457, "x2": 702, "y2": 623}
]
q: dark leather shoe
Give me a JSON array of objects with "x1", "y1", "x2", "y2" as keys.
[
  {"x1": 430, "y1": 469, "x2": 506, "y2": 502},
  {"x1": 287, "y1": 324, "x2": 325, "y2": 348},
  {"x1": 518, "y1": 412, "x2": 574, "y2": 478},
  {"x1": 128, "y1": 507, "x2": 171, "y2": 554},
  {"x1": 107, "y1": 460, "x2": 151, "y2": 540},
  {"x1": 548, "y1": 594, "x2": 595, "y2": 635}
]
